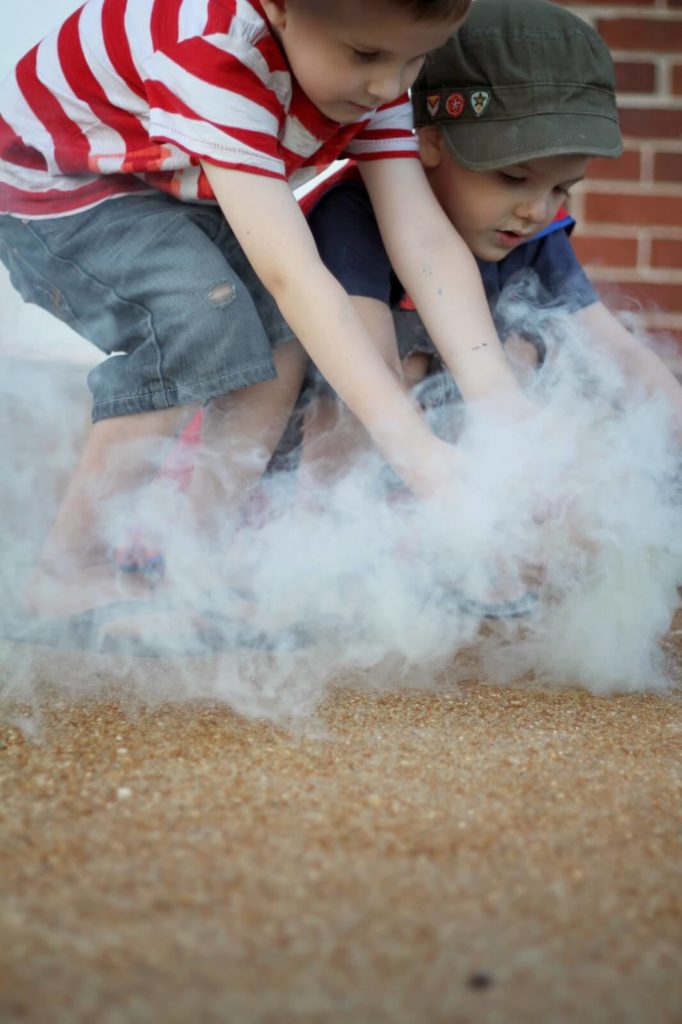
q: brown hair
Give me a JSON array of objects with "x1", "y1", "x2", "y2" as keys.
[
  {"x1": 388, "y1": 0, "x2": 471, "y2": 21},
  {"x1": 289, "y1": 0, "x2": 471, "y2": 23}
]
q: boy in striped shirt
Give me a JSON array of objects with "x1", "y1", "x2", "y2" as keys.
[{"x1": 0, "y1": 0, "x2": 530, "y2": 630}]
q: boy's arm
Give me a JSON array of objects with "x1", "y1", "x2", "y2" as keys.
[
  {"x1": 574, "y1": 302, "x2": 682, "y2": 434},
  {"x1": 359, "y1": 158, "x2": 523, "y2": 406},
  {"x1": 201, "y1": 161, "x2": 462, "y2": 497}
]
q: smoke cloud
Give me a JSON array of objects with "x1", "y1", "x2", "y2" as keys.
[{"x1": 1, "y1": 271, "x2": 681, "y2": 721}]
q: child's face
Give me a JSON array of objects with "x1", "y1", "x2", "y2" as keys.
[
  {"x1": 263, "y1": 0, "x2": 465, "y2": 124},
  {"x1": 420, "y1": 129, "x2": 589, "y2": 262}
]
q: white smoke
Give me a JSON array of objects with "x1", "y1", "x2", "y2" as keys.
[{"x1": 1, "y1": 273, "x2": 681, "y2": 720}]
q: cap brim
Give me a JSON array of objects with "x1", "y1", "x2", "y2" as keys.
[{"x1": 441, "y1": 113, "x2": 623, "y2": 170}]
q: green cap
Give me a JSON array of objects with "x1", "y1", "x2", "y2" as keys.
[{"x1": 412, "y1": 0, "x2": 623, "y2": 170}]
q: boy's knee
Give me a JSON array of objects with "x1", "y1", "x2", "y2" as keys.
[{"x1": 403, "y1": 352, "x2": 431, "y2": 386}]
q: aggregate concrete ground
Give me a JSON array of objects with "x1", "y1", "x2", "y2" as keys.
[{"x1": 1, "y1": 637, "x2": 681, "y2": 1024}]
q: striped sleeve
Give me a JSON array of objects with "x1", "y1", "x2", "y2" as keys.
[
  {"x1": 142, "y1": 24, "x2": 288, "y2": 178},
  {"x1": 344, "y1": 95, "x2": 419, "y2": 161}
]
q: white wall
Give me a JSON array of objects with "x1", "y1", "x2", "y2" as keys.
[
  {"x1": 1, "y1": 0, "x2": 82, "y2": 76},
  {"x1": 1, "y1": 0, "x2": 97, "y2": 364}
]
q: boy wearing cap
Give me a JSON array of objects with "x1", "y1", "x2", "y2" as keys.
[{"x1": 303, "y1": 0, "x2": 682, "y2": 476}]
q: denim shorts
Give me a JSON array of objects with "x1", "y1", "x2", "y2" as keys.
[{"x1": 0, "y1": 193, "x2": 294, "y2": 421}]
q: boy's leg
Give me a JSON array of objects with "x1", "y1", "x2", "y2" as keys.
[
  {"x1": 181, "y1": 337, "x2": 307, "y2": 538},
  {"x1": 298, "y1": 296, "x2": 405, "y2": 495},
  {"x1": 26, "y1": 404, "x2": 197, "y2": 618},
  {"x1": 28, "y1": 338, "x2": 306, "y2": 620}
]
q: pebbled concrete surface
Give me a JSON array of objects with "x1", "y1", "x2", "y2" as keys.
[{"x1": 1, "y1": 641, "x2": 681, "y2": 1024}]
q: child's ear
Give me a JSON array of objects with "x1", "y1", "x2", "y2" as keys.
[
  {"x1": 261, "y1": 0, "x2": 288, "y2": 29},
  {"x1": 417, "y1": 126, "x2": 445, "y2": 170}
]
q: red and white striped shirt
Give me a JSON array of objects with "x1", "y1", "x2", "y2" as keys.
[{"x1": 0, "y1": 0, "x2": 418, "y2": 218}]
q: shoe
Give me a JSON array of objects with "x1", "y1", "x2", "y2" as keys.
[
  {"x1": 453, "y1": 589, "x2": 539, "y2": 620},
  {"x1": 1, "y1": 599, "x2": 313, "y2": 658},
  {"x1": 112, "y1": 532, "x2": 165, "y2": 580}
]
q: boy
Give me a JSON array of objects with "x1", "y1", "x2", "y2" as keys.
[
  {"x1": 0, "y1": 0, "x2": 530, "y2": 635},
  {"x1": 302, "y1": 0, "x2": 682, "y2": 480}
]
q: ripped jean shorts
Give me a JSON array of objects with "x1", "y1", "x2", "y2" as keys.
[{"x1": 0, "y1": 193, "x2": 294, "y2": 422}]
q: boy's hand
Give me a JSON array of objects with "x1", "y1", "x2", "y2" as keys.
[
  {"x1": 397, "y1": 435, "x2": 469, "y2": 501},
  {"x1": 360, "y1": 158, "x2": 522, "y2": 403},
  {"x1": 575, "y1": 303, "x2": 682, "y2": 441},
  {"x1": 494, "y1": 390, "x2": 540, "y2": 424}
]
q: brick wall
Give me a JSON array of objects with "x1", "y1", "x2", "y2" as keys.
[{"x1": 556, "y1": 1, "x2": 682, "y2": 354}]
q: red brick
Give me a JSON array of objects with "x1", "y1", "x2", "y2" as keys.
[
  {"x1": 571, "y1": 235, "x2": 638, "y2": 267},
  {"x1": 586, "y1": 150, "x2": 641, "y2": 181},
  {"x1": 618, "y1": 107, "x2": 682, "y2": 140},
  {"x1": 673, "y1": 64, "x2": 682, "y2": 95},
  {"x1": 615, "y1": 61, "x2": 657, "y2": 93},
  {"x1": 584, "y1": 192, "x2": 682, "y2": 228},
  {"x1": 597, "y1": 17, "x2": 682, "y2": 51},
  {"x1": 602, "y1": 282, "x2": 679, "y2": 313},
  {"x1": 654, "y1": 151, "x2": 682, "y2": 183},
  {"x1": 596, "y1": 280, "x2": 682, "y2": 313},
  {"x1": 651, "y1": 238, "x2": 682, "y2": 268}
]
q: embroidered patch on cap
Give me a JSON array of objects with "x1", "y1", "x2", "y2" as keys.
[
  {"x1": 426, "y1": 94, "x2": 441, "y2": 118},
  {"x1": 471, "y1": 90, "x2": 491, "y2": 118},
  {"x1": 445, "y1": 93, "x2": 465, "y2": 118}
]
